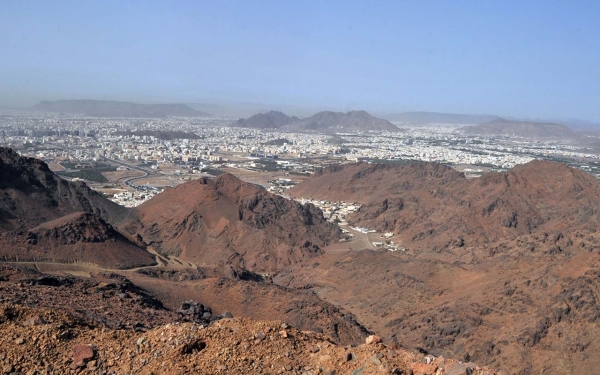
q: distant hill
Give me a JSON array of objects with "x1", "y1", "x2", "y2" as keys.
[
  {"x1": 459, "y1": 118, "x2": 576, "y2": 138},
  {"x1": 295, "y1": 110, "x2": 400, "y2": 132},
  {"x1": 234, "y1": 111, "x2": 299, "y2": 129},
  {"x1": 233, "y1": 110, "x2": 400, "y2": 132},
  {"x1": 32, "y1": 100, "x2": 212, "y2": 118},
  {"x1": 385, "y1": 111, "x2": 500, "y2": 124}
]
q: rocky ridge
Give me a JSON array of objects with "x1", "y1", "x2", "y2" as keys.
[
  {"x1": 232, "y1": 110, "x2": 400, "y2": 133},
  {"x1": 282, "y1": 160, "x2": 600, "y2": 374},
  {"x1": 0, "y1": 302, "x2": 498, "y2": 375},
  {"x1": 289, "y1": 160, "x2": 600, "y2": 254},
  {"x1": 120, "y1": 173, "x2": 340, "y2": 273}
]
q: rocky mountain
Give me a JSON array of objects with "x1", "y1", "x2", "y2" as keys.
[
  {"x1": 284, "y1": 160, "x2": 600, "y2": 374},
  {"x1": 0, "y1": 212, "x2": 156, "y2": 269},
  {"x1": 290, "y1": 160, "x2": 600, "y2": 253},
  {"x1": 32, "y1": 100, "x2": 211, "y2": 118},
  {"x1": 459, "y1": 118, "x2": 576, "y2": 138},
  {"x1": 0, "y1": 147, "x2": 128, "y2": 230},
  {"x1": 119, "y1": 173, "x2": 340, "y2": 273},
  {"x1": 0, "y1": 150, "x2": 368, "y2": 344},
  {"x1": 233, "y1": 110, "x2": 300, "y2": 129},
  {"x1": 0, "y1": 284, "x2": 498, "y2": 375},
  {"x1": 0, "y1": 148, "x2": 152, "y2": 269},
  {"x1": 385, "y1": 111, "x2": 500, "y2": 124},
  {"x1": 232, "y1": 110, "x2": 401, "y2": 132},
  {"x1": 294, "y1": 110, "x2": 400, "y2": 132}
]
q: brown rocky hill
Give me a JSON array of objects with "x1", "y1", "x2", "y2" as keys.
[
  {"x1": 0, "y1": 147, "x2": 127, "y2": 230},
  {"x1": 0, "y1": 300, "x2": 499, "y2": 375},
  {"x1": 275, "y1": 245, "x2": 600, "y2": 375},
  {"x1": 0, "y1": 264, "x2": 497, "y2": 375},
  {"x1": 0, "y1": 150, "x2": 367, "y2": 344},
  {"x1": 0, "y1": 147, "x2": 148, "y2": 269},
  {"x1": 282, "y1": 160, "x2": 600, "y2": 374},
  {"x1": 119, "y1": 173, "x2": 340, "y2": 273},
  {"x1": 233, "y1": 110, "x2": 401, "y2": 133},
  {"x1": 0, "y1": 212, "x2": 156, "y2": 269},
  {"x1": 289, "y1": 160, "x2": 600, "y2": 254}
]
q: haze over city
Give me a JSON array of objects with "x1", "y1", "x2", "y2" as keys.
[
  {"x1": 1, "y1": 0, "x2": 600, "y2": 122},
  {"x1": 4, "y1": 2, "x2": 600, "y2": 374}
]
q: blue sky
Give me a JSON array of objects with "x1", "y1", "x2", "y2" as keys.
[{"x1": 1, "y1": 0, "x2": 599, "y2": 120}]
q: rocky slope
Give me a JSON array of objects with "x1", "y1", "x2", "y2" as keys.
[
  {"x1": 0, "y1": 148, "x2": 144, "y2": 269},
  {"x1": 283, "y1": 160, "x2": 600, "y2": 374},
  {"x1": 0, "y1": 300, "x2": 498, "y2": 375},
  {"x1": 233, "y1": 110, "x2": 300, "y2": 129},
  {"x1": 290, "y1": 160, "x2": 600, "y2": 254},
  {"x1": 120, "y1": 173, "x2": 340, "y2": 273},
  {"x1": 0, "y1": 150, "x2": 370, "y2": 343},
  {"x1": 232, "y1": 110, "x2": 400, "y2": 133},
  {"x1": 0, "y1": 147, "x2": 128, "y2": 230},
  {"x1": 275, "y1": 246, "x2": 600, "y2": 374},
  {"x1": 0, "y1": 212, "x2": 156, "y2": 269},
  {"x1": 0, "y1": 264, "x2": 476, "y2": 375}
]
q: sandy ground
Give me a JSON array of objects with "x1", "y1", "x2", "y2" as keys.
[
  {"x1": 221, "y1": 166, "x2": 309, "y2": 186},
  {"x1": 102, "y1": 170, "x2": 145, "y2": 183},
  {"x1": 47, "y1": 163, "x2": 66, "y2": 172}
]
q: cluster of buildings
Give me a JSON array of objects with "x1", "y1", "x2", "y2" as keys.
[
  {"x1": 296, "y1": 198, "x2": 361, "y2": 226},
  {"x1": 109, "y1": 190, "x2": 154, "y2": 208},
  {"x1": 3, "y1": 111, "x2": 600, "y2": 189}
]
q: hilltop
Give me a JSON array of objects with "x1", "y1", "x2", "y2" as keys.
[
  {"x1": 459, "y1": 118, "x2": 576, "y2": 138},
  {"x1": 283, "y1": 160, "x2": 600, "y2": 374},
  {"x1": 0, "y1": 293, "x2": 499, "y2": 375},
  {"x1": 0, "y1": 149, "x2": 368, "y2": 343},
  {"x1": 32, "y1": 100, "x2": 211, "y2": 118},
  {"x1": 234, "y1": 110, "x2": 300, "y2": 129},
  {"x1": 0, "y1": 147, "x2": 128, "y2": 230},
  {"x1": 289, "y1": 160, "x2": 600, "y2": 252},
  {"x1": 232, "y1": 110, "x2": 401, "y2": 132},
  {"x1": 119, "y1": 173, "x2": 340, "y2": 273}
]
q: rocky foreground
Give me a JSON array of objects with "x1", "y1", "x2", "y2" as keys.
[{"x1": 0, "y1": 302, "x2": 498, "y2": 375}]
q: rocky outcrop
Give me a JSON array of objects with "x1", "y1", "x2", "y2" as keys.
[
  {"x1": 0, "y1": 212, "x2": 156, "y2": 269},
  {"x1": 0, "y1": 301, "x2": 499, "y2": 375},
  {"x1": 0, "y1": 147, "x2": 127, "y2": 230},
  {"x1": 290, "y1": 160, "x2": 600, "y2": 254},
  {"x1": 120, "y1": 173, "x2": 340, "y2": 273}
]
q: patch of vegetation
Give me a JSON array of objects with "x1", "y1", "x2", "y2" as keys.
[
  {"x1": 202, "y1": 168, "x2": 224, "y2": 176},
  {"x1": 263, "y1": 138, "x2": 291, "y2": 146},
  {"x1": 61, "y1": 162, "x2": 116, "y2": 171},
  {"x1": 361, "y1": 158, "x2": 422, "y2": 165},
  {"x1": 288, "y1": 170, "x2": 310, "y2": 176},
  {"x1": 59, "y1": 170, "x2": 109, "y2": 182},
  {"x1": 253, "y1": 159, "x2": 283, "y2": 172}
]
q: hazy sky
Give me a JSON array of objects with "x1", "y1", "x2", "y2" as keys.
[{"x1": 1, "y1": 0, "x2": 599, "y2": 120}]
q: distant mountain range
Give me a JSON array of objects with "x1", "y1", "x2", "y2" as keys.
[
  {"x1": 459, "y1": 118, "x2": 576, "y2": 138},
  {"x1": 384, "y1": 111, "x2": 500, "y2": 124},
  {"x1": 233, "y1": 110, "x2": 401, "y2": 132},
  {"x1": 32, "y1": 100, "x2": 212, "y2": 118}
]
